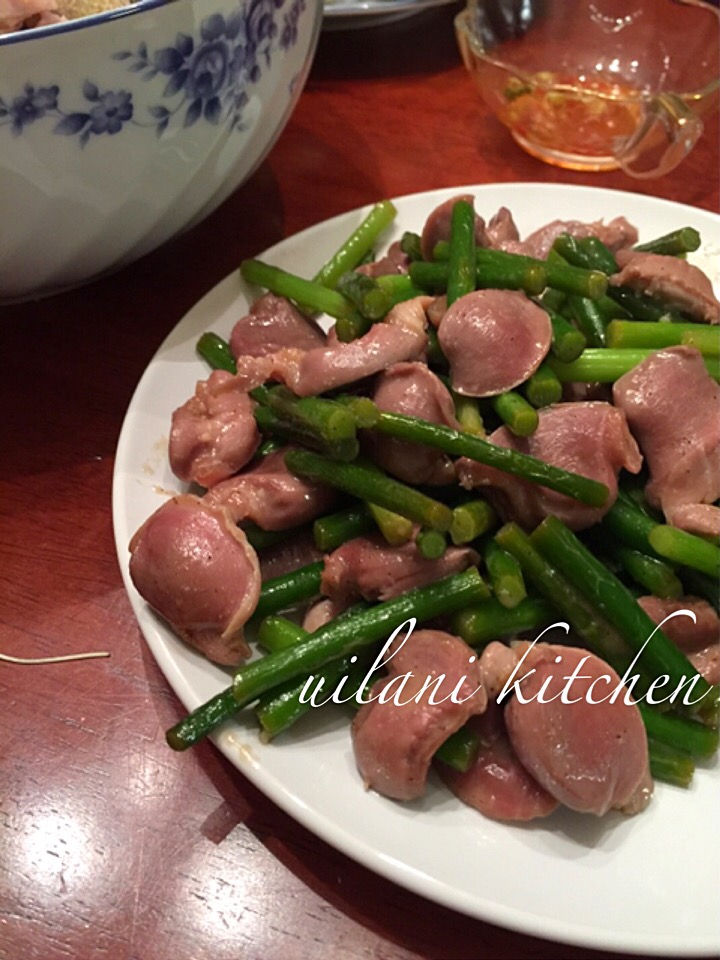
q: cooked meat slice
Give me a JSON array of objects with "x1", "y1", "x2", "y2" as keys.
[
  {"x1": 458, "y1": 401, "x2": 641, "y2": 530},
  {"x1": 638, "y1": 595, "x2": 720, "y2": 686},
  {"x1": 613, "y1": 346, "x2": 720, "y2": 524},
  {"x1": 129, "y1": 495, "x2": 260, "y2": 666},
  {"x1": 352, "y1": 628, "x2": 487, "y2": 800},
  {"x1": 356, "y1": 241, "x2": 410, "y2": 278},
  {"x1": 504, "y1": 644, "x2": 651, "y2": 816},
  {"x1": 229, "y1": 294, "x2": 325, "y2": 359},
  {"x1": 438, "y1": 702, "x2": 559, "y2": 821},
  {"x1": 283, "y1": 319, "x2": 427, "y2": 397},
  {"x1": 484, "y1": 206, "x2": 520, "y2": 249},
  {"x1": 368, "y1": 362, "x2": 458, "y2": 485},
  {"x1": 302, "y1": 597, "x2": 348, "y2": 633},
  {"x1": 438, "y1": 289, "x2": 551, "y2": 397},
  {"x1": 609, "y1": 252, "x2": 720, "y2": 323},
  {"x1": 203, "y1": 447, "x2": 336, "y2": 529},
  {"x1": 258, "y1": 529, "x2": 323, "y2": 581},
  {"x1": 321, "y1": 534, "x2": 477, "y2": 604},
  {"x1": 666, "y1": 503, "x2": 720, "y2": 539},
  {"x1": 420, "y1": 194, "x2": 487, "y2": 260},
  {"x1": 506, "y1": 216, "x2": 638, "y2": 259},
  {"x1": 169, "y1": 370, "x2": 260, "y2": 488}
]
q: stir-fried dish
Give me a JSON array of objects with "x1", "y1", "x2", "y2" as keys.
[{"x1": 128, "y1": 194, "x2": 720, "y2": 825}]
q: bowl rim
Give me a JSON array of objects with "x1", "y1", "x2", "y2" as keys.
[{"x1": 0, "y1": 0, "x2": 174, "y2": 48}]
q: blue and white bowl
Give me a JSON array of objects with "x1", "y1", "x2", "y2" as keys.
[{"x1": 0, "y1": 0, "x2": 322, "y2": 301}]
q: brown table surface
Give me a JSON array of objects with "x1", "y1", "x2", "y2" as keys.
[{"x1": 2, "y1": 6, "x2": 719, "y2": 959}]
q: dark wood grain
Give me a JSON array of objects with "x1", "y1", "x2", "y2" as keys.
[{"x1": 1, "y1": 6, "x2": 718, "y2": 959}]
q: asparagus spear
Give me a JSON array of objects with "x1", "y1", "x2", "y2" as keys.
[
  {"x1": 524, "y1": 363, "x2": 563, "y2": 408},
  {"x1": 196, "y1": 331, "x2": 237, "y2": 373},
  {"x1": 607, "y1": 320, "x2": 720, "y2": 354},
  {"x1": 241, "y1": 258, "x2": 358, "y2": 319},
  {"x1": 552, "y1": 234, "x2": 618, "y2": 274},
  {"x1": 647, "y1": 739, "x2": 694, "y2": 788},
  {"x1": 285, "y1": 449, "x2": 454, "y2": 532},
  {"x1": 607, "y1": 285, "x2": 691, "y2": 323},
  {"x1": 255, "y1": 405, "x2": 359, "y2": 462},
  {"x1": 609, "y1": 543, "x2": 683, "y2": 600},
  {"x1": 252, "y1": 385, "x2": 359, "y2": 452},
  {"x1": 313, "y1": 505, "x2": 375, "y2": 552},
  {"x1": 336, "y1": 270, "x2": 392, "y2": 321},
  {"x1": 411, "y1": 254, "x2": 546, "y2": 296},
  {"x1": 250, "y1": 561, "x2": 324, "y2": 623},
  {"x1": 548, "y1": 348, "x2": 720, "y2": 383},
  {"x1": 416, "y1": 528, "x2": 448, "y2": 559},
  {"x1": 648, "y1": 525, "x2": 720, "y2": 579},
  {"x1": 451, "y1": 596, "x2": 553, "y2": 647},
  {"x1": 450, "y1": 499, "x2": 497, "y2": 545},
  {"x1": 530, "y1": 516, "x2": 719, "y2": 724},
  {"x1": 634, "y1": 227, "x2": 701, "y2": 256},
  {"x1": 312, "y1": 200, "x2": 397, "y2": 289},
  {"x1": 446, "y1": 199, "x2": 477, "y2": 306},
  {"x1": 491, "y1": 390, "x2": 539, "y2": 437},
  {"x1": 371, "y1": 411, "x2": 609, "y2": 508},
  {"x1": 230, "y1": 568, "x2": 489, "y2": 713},
  {"x1": 565, "y1": 294, "x2": 608, "y2": 347},
  {"x1": 484, "y1": 537, "x2": 527, "y2": 609},
  {"x1": 640, "y1": 704, "x2": 719, "y2": 758},
  {"x1": 536, "y1": 299, "x2": 587, "y2": 363},
  {"x1": 430, "y1": 243, "x2": 608, "y2": 299}
]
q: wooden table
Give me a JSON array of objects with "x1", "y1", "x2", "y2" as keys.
[{"x1": 2, "y1": 6, "x2": 718, "y2": 958}]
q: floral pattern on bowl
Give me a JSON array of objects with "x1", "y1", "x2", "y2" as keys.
[{"x1": 0, "y1": 0, "x2": 306, "y2": 144}]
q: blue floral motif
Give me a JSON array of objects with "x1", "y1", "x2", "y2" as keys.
[{"x1": 0, "y1": 0, "x2": 306, "y2": 144}]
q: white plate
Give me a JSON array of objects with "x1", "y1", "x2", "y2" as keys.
[
  {"x1": 113, "y1": 183, "x2": 720, "y2": 956},
  {"x1": 322, "y1": 0, "x2": 457, "y2": 30}
]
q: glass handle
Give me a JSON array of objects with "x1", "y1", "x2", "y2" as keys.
[{"x1": 616, "y1": 93, "x2": 704, "y2": 179}]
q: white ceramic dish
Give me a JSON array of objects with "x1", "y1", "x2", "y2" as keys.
[
  {"x1": 323, "y1": 0, "x2": 456, "y2": 30},
  {"x1": 113, "y1": 183, "x2": 720, "y2": 957}
]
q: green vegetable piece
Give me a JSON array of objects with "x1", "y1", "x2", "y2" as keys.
[
  {"x1": 607, "y1": 320, "x2": 720, "y2": 354},
  {"x1": 434, "y1": 726, "x2": 480, "y2": 772},
  {"x1": 254, "y1": 405, "x2": 359, "y2": 462},
  {"x1": 640, "y1": 704, "x2": 719, "y2": 759},
  {"x1": 241, "y1": 258, "x2": 355, "y2": 319},
  {"x1": 450, "y1": 499, "x2": 497, "y2": 545},
  {"x1": 258, "y1": 616, "x2": 308, "y2": 653},
  {"x1": 415, "y1": 528, "x2": 448, "y2": 560},
  {"x1": 368, "y1": 502, "x2": 415, "y2": 546},
  {"x1": 372, "y1": 411, "x2": 609, "y2": 508},
  {"x1": 336, "y1": 270, "x2": 392, "y2": 321},
  {"x1": 313, "y1": 505, "x2": 374, "y2": 552},
  {"x1": 451, "y1": 596, "x2": 553, "y2": 647},
  {"x1": 524, "y1": 362, "x2": 563, "y2": 408},
  {"x1": 647, "y1": 739, "x2": 694, "y2": 788},
  {"x1": 548, "y1": 348, "x2": 720, "y2": 383},
  {"x1": 648, "y1": 525, "x2": 720, "y2": 579},
  {"x1": 233, "y1": 568, "x2": 490, "y2": 710},
  {"x1": 196, "y1": 331, "x2": 237, "y2": 373},
  {"x1": 491, "y1": 391, "x2": 539, "y2": 437},
  {"x1": 251, "y1": 561, "x2": 324, "y2": 624},
  {"x1": 447, "y1": 199, "x2": 477, "y2": 306},
  {"x1": 484, "y1": 537, "x2": 527, "y2": 609},
  {"x1": 312, "y1": 200, "x2": 398, "y2": 289},
  {"x1": 285, "y1": 448, "x2": 454, "y2": 532},
  {"x1": 610, "y1": 543, "x2": 683, "y2": 600},
  {"x1": 566, "y1": 294, "x2": 608, "y2": 347},
  {"x1": 530, "y1": 516, "x2": 719, "y2": 724},
  {"x1": 634, "y1": 227, "x2": 701, "y2": 256}
]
